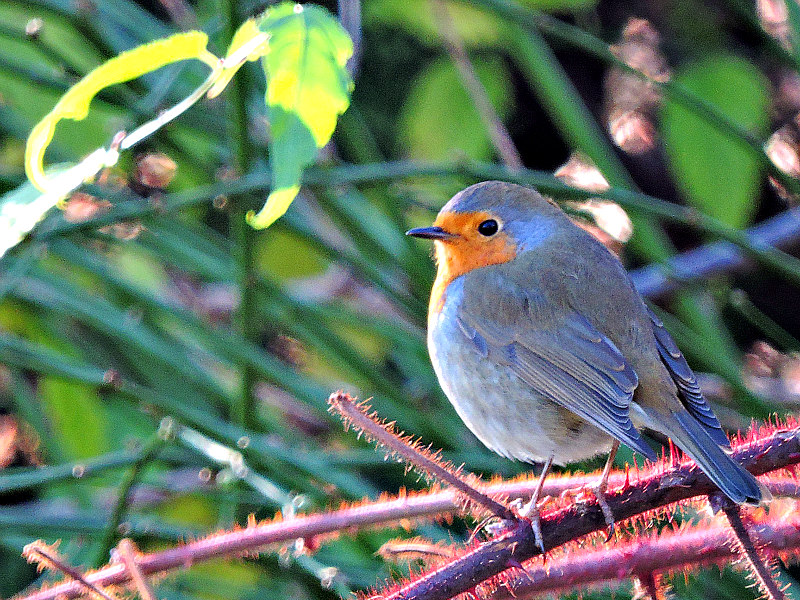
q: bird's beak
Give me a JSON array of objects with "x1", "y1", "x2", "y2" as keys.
[{"x1": 405, "y1": 226, "x2": 456, "y2": 241}]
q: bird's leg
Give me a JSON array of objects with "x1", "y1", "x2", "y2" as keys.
[
  {"x1": 517, "y1": 454, "x2": 554, "y2": 554},
  {"x1": 594, "y1": 440, "x2": 619, "y2": 541}
]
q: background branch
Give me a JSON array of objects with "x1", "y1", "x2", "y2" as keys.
[{"x1": 429, "y1": 0, "x2": 523, "y2": 169}]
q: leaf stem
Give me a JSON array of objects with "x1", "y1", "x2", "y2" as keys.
[
  {"x1": 222, "y1": 0, "x2": 259, "y2": 432},
  {"x1": 93, "y1": 428, "x2": 168, "y2": 565}
]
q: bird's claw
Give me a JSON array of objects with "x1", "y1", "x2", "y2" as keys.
[
  {"x1": 482, "y1": 516, "x2": 514, "y2": 538},
  {"x1": 530, "y1": 514, "x2": 546, "y2": 554}
]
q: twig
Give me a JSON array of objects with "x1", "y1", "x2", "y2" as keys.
[
  {"x1": 327, "y1": 391, "x2": 514, "y2": 519},
  {"x1": 630, "y1": 206, "x2": 800, "y2": 299},
  {"x1": 338, "y1": 0, "x2": 362, "y2": 77},
  {"x1": 114, "y1": 540, "x2": 156, "y2": 600},
  {"x1": 381, "y1": 426, "x2": 800, "y2": 600},
  {"x1": 720, "y1": 499, "x2": 786, "y2": 600},
  {"x1": 156, "y1": 0, "x2": 198, "y2": 30},
  {"x1": 22, "y1": 543, "x2": 119, "y2": 600},
  {"x1": 12, "y1": 489, "x2": 462, "y2": 600},
  {"x1": 638, "y1": 572, "x2": 663, "y2": 600},
  {"x1": 429, "y1": 0, "x2": 523, "y2": 169}
]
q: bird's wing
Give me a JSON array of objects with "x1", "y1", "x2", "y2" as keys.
[
  {"x1": 457, "y1": 268, "x2": 657, "y2": 460},
  {"x1": 646, "y1": 306, "x2": 730, "y2": 448}
]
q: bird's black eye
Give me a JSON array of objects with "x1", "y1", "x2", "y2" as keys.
[{"x1": 477, "y1": 219, "x2": 498, "y2": 236}]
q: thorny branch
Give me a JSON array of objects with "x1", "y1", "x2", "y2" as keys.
[
  {"x1": 377, "y1": 419, "x2": 800, "y2": 600},
  {"x1": 720, "y1": 499, "x2": 786, "y2": 600},
  {"x1": 485, "y1": 505, "x2": 800, "y2": 600},
  {"x1": 22, "y1": 542, "x2": 119, "y2": 600},
  {"x1": 113, "y1": 540, "x2": 156, "y2": 600},
  {"x1": 12, "y1": 400, "x2": 800, "y2": 600},
  {"x1": 327, "y1": 391, "x2": 514, "y2": 520}
]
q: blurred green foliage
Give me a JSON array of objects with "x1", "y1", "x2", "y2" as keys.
[
  {"x1": 399, "y1": 56, "x2": 513, "y2": 160},
  {"x1": 662, "y1": 55, "x2": 770, "y2": 228},
  {"x1": 0, "y1": 0, "x2": 798, "y2": 599}
]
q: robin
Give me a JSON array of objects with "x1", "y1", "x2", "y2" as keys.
[{"x1": 407, "y1": 181, "x2": 768, "y2": 549}]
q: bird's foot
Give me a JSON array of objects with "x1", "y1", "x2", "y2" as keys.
[
  {"x1": 593, "y1": 480, "x2": 616, "y2": 541},
  {"x1": 515, "y1": 495, "x2": 546, "y2": 554},
  {"x1": 481, "y1": 497, "x2": 547, "y2": 553}
]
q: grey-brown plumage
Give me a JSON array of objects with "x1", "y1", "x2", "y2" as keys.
[{"x1": 416, "y1": 181, "x2": 766, "y2": 505}]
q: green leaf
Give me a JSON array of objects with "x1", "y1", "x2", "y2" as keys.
[
  {"x1": 364, "y1": 0, "x2": 503, "y2": 47},
  {"x1": 517, "y1": 0, "x2": 598, "y2": 10},
  {"x1": 399, "y1": 55, "x2": 512, "y2": 161},
  {"x1": 249, "y1": 2, "x2": 353, "y2": 229},
  {"x1": 38, "y1": 377, "x2": 109, "y2": 460},
  {"x1": 661, "y1": 55, "x2": 770, "y2": 228}
]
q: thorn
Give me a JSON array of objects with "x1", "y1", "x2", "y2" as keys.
[
  {"x1": 505, "y1": 557, "x2": 534, "y2": 584},
  {"x1": 23, "y1": 542, "x2": 119, "y2": 600}
]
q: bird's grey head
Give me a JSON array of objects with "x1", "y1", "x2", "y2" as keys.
[{"x1": 436, "y1": 181, "x2": 567, "y2": 251}]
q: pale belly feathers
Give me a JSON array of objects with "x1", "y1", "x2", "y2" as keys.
[{"x1": 428, "y1": 276, "x2": 614, "y2": 465}]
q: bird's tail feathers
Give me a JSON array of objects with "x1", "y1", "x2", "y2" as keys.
[{"x1": 663, "y1": 410, "x2": 770, "y2": 506}]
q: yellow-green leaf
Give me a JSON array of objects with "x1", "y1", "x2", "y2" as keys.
[
  {"x1": 207, "y1": 18, "x2": 270, "y2": 99},
  {"x1": 248, "y1": 2, "x2": 353, "y2": 229},
  {"x1": 25, "y1": 31, "x2": 217, "y2": 193}
]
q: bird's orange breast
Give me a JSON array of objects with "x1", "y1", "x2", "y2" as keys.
[{"x1": 429, "y1": 211, "x2": 517, "y2": 318}]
